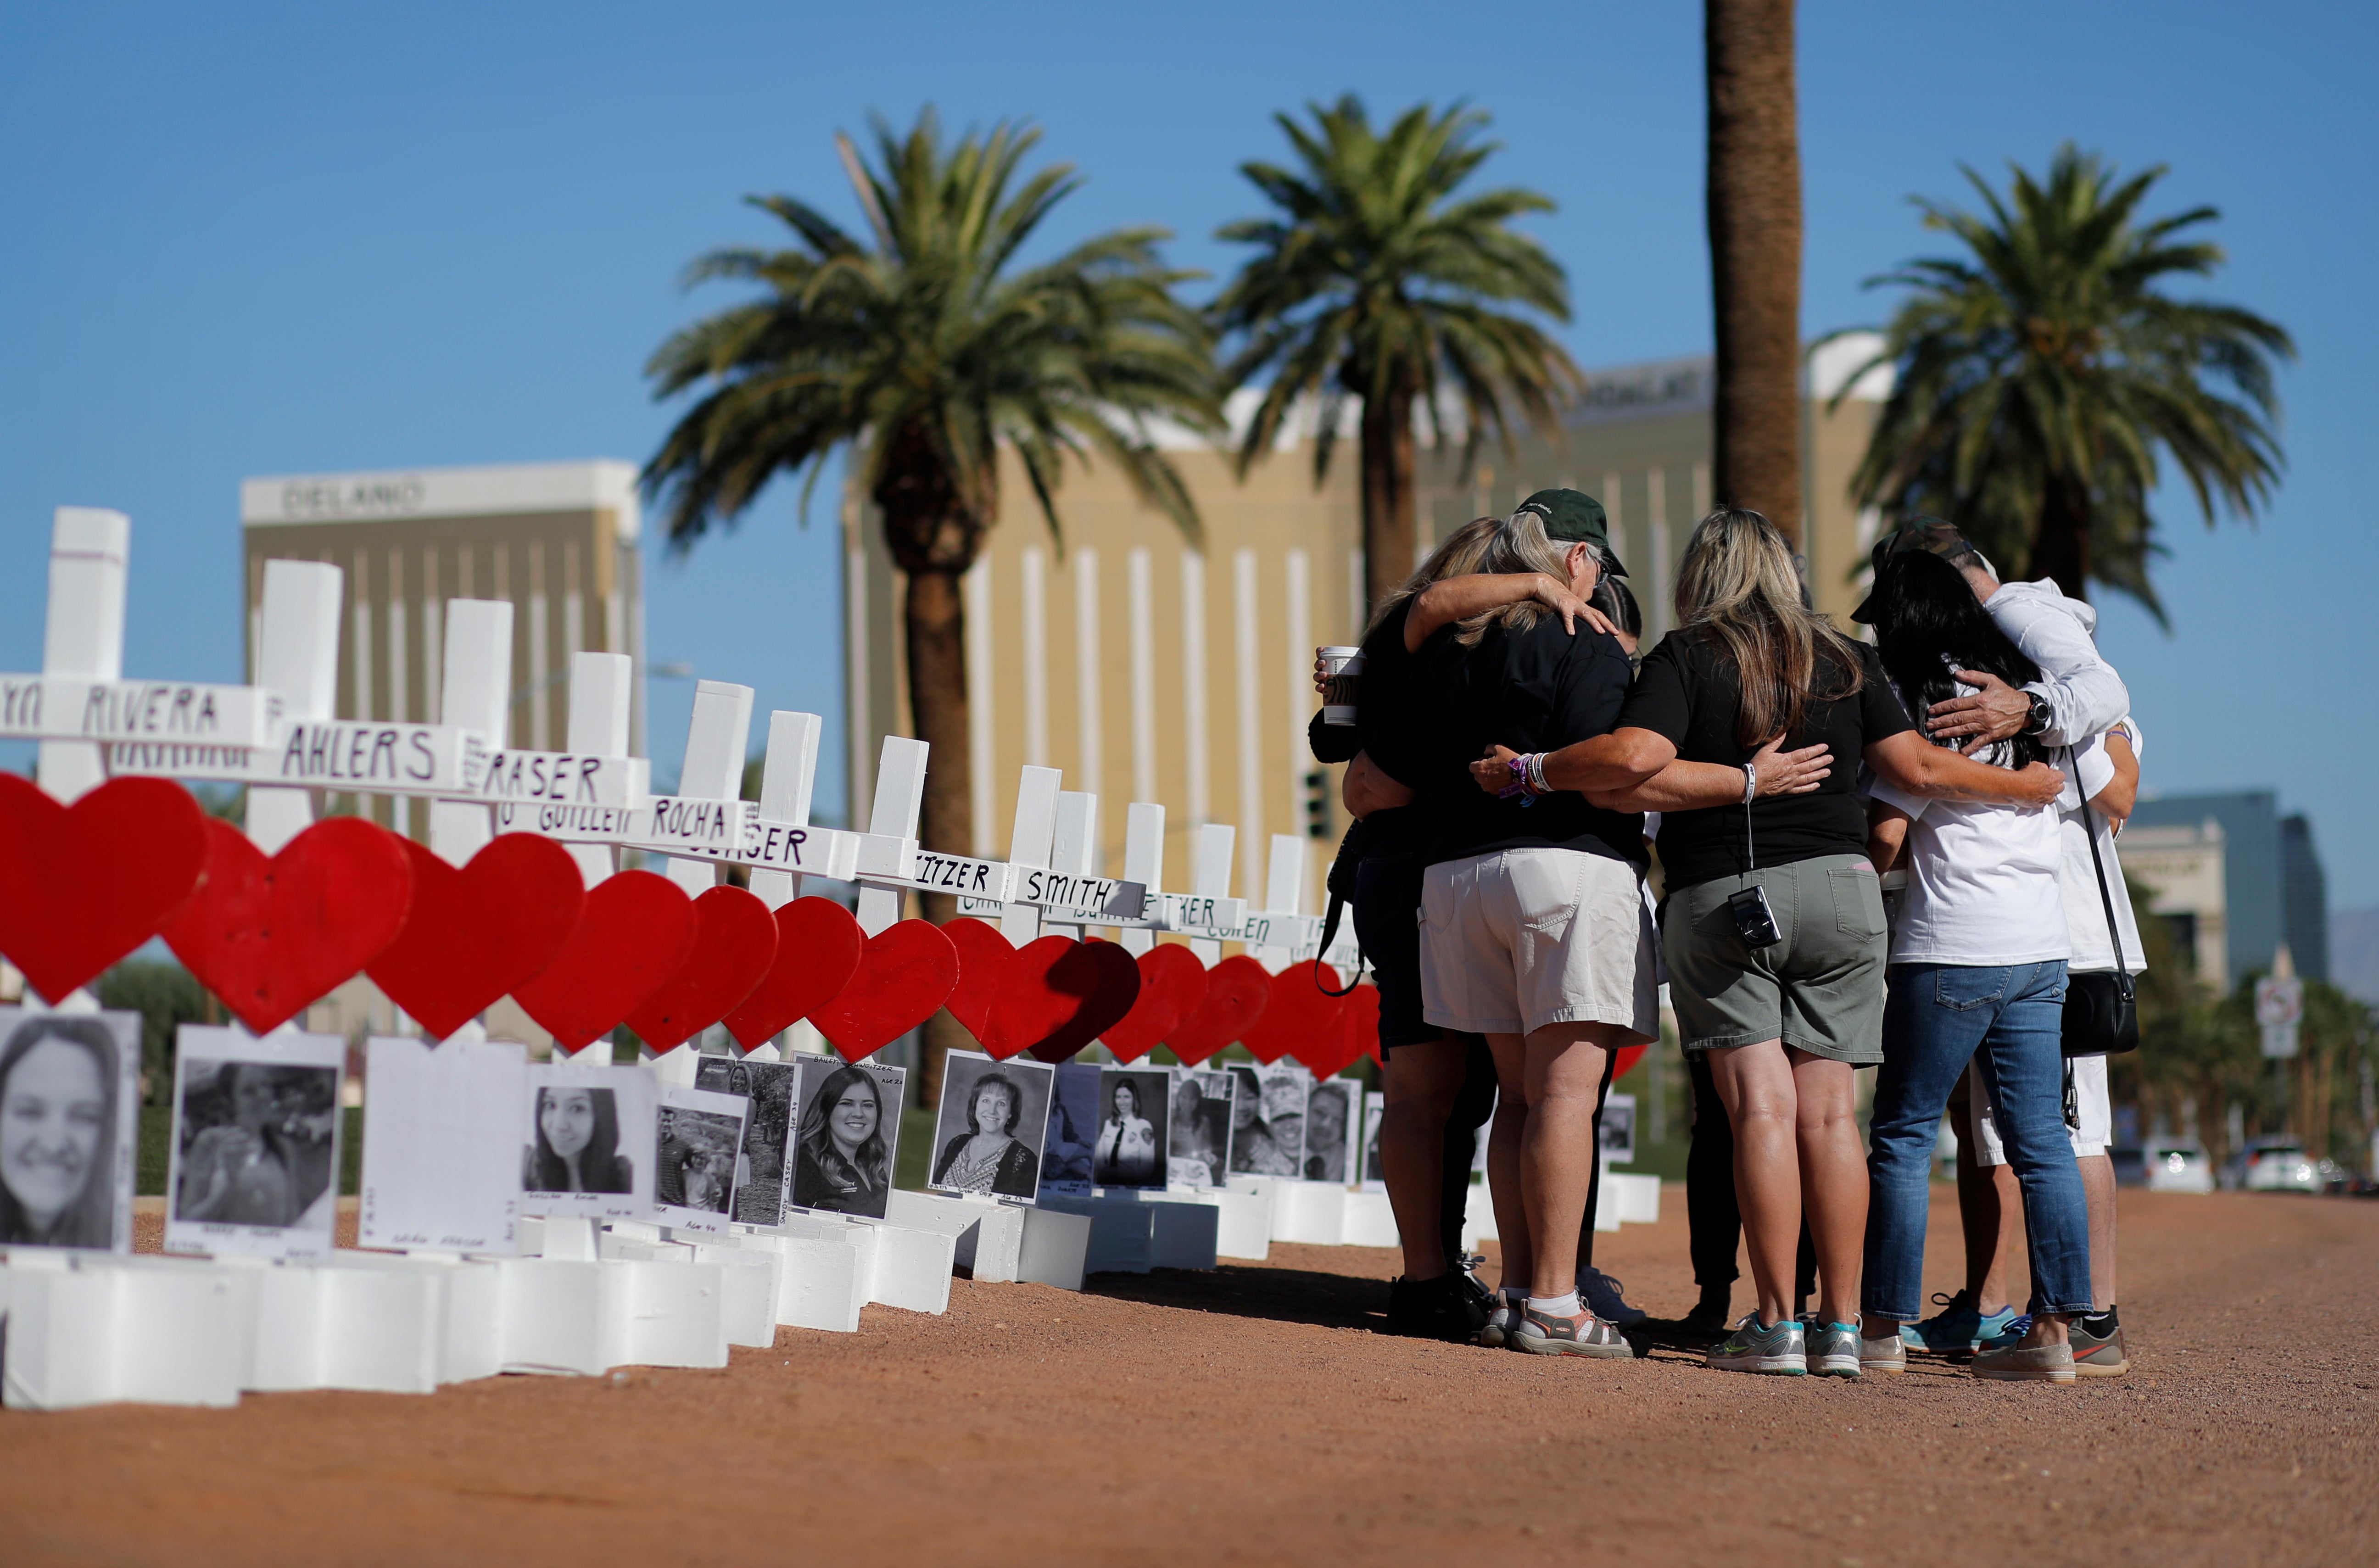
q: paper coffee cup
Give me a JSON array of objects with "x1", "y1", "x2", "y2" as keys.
[{"x1": 1318, "y1": 646, "x2": 1364, "y2": 725}]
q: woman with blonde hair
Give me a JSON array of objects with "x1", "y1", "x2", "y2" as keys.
[
  {"x1": 1308, "y1": 510, "x2": 1615, "y2": 1341},
  {"x1": 1474, "y1": 505, "x2": 2061, "y2": 1376}
]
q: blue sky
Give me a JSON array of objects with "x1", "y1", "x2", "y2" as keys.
[{"x1": 3, "y1": 1, "x2": 2373, "y2": 909}]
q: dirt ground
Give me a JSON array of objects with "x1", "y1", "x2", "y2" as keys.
[{"x1": 5, "y1": 1185, "x2": 2375, "y2": 1568}]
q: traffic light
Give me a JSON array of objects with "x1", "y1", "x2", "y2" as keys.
[{"x1": 1304, "y1": 769, "x2": 1331, "y2": 838}]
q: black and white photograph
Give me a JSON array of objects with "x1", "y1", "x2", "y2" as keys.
[
  {"x1": 1165, "y1": 1068, "x2": 1234, "y2": 1189},
  {"x1": 695, "y1": 1055, "x2": 800, "y2": 1225},
  {"x1": 927, "y1": 1050, "x2": 1052, "y2": 1203},
  {"x1": 787, "y1": 1054, "x2": 905, "y2": 1219},
  {"x1": 357, "y1": 1034, "x2": 527, "y2": 1255},
  {"x1": 1039, "y1": 1061, "x2": 1099, "y2": 1197},
  {"x1": 166, "y1": 1024, "x2": 345, "y2": 1259},
  {"x1": 1224, "y1": 1062, "x2": 1306, "y2": 1178},
  {"x1": 653, "y1": 1084, "x2": 748, "y2": 1234},
  {"x1": 1091, "y1": 1067, "x2": 1168, "y2": 1189},
  {"x1": 1599, "y1": 1091, "x2": 1637, "y2": 1166},
  {"x1": 519, "y1": 1061, "x2": 658, "y2": 1222},
  {"x1": 1360, "y1": 1089, "x2": 1386, "y2": 1190},
  {"x1": 1302, "y1": 1077, "x2": 1358, "y2": 1183},
  {"x1": 0, "y1": 1006, "x2": 139, "y2": 1253}
]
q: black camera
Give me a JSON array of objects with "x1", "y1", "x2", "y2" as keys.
[{"x1": 1727, "y1": 884, "x2": 1783, "y2": 949}]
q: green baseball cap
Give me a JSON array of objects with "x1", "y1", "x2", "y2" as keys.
[{"x1": 1513, "y1": 488, "x2": 1628, "y2": 576}]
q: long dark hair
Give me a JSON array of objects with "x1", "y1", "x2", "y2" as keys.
[
  {"x1": 531, "y1": 1085, "x2": 625, "y2": 1194},
  {"x1": 0, "y1": 1015, "x2": 119, "y2": 1248},
  {"x1": 1868, "y1": 549, "x2": 2046, "y2": 768},
  {"x1": 798, "y1": 1065, "x2": 887, "y2": 1194}
]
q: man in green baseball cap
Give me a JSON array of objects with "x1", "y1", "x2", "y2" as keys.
[{"x1": 1513, "y1": 489, "x2": 1628, "y2": 577}]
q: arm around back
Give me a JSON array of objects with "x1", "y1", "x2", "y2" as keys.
[{"x1": 1864, "y1": 730, "x2": 2064, "y2": 806}]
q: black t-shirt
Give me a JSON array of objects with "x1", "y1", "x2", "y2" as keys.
[
  {"x1": 1307, "y1": 600, "x2": 1428, "y2": 854},
  {"x1": 1404, "y1": 611, "x2": 1646, "y2": 868},
  {"x1": 1615, "y1": 628, "x2": 1914, "y2": 890}
]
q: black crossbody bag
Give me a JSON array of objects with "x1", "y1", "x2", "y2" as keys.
[{"x1": 2061, "y1": 748, "x2": 2139, "y2": 1058}]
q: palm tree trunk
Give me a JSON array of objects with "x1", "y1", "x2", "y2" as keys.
[
  {"x1": 901, "y1": 564, "x2": 974, "y2": 1110},
  {"x1": 1705, "y1": 0, "x2": 1805, "y2": 544},
  {"x1": 1359, "y1": 385, "x2": 1418, "y2": 613},
  {"x1": 2028, "y1": 471, "x2": 2093, "y2": 598}
]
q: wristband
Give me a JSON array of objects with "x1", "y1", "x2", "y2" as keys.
[
  {"x1": 1525, "y1": 752, "x2": 1550, "y2": 795},
  {"x1": 1742, "y1": 762, "x2": 1758, "y2": 804}
]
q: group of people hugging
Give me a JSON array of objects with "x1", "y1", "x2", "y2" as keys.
[{"x1": 1325, "y1": 490, "x2": 2141, "y2": 1383}]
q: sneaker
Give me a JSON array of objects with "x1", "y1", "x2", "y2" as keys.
[
  {"x1": 1977, "y1": 1313, "x2": 2033, "y2": 1355},
  {"x1": 2069, "y1": 1322, "x2": 2131, "y2": 1377},
  {"x1": 1510, "y1": 1303, "x2": 1634, "y2": 1358},
  {"x1": 1477, "y1": 1296, "x2": 1521, "y2": 1349},
  {"x1": 1577, "y1": 1267, "x2": 1647, "y2": 1328},
  {"x1": 1385, "y1": 1273, "x2": 1490, "y2": 1342},
  {"x1": 1808, "y1": 1322, "x2": 1863, "y2": 1378},
  {"x1": 1706, "y1": 1315, "x2": 1807, "y2": 1375},
  {"x1": 1859, "y1": 1332, "x2": 1907, "y2": 1376},
  {"x1": 1971, "y1": 1340, "x2": 2076, "y2": 1383},
  {"x1": 1899, "y1": 1290, "x2": 2023, "y2": 1354},
  {"x1": 1455, "y1": 1264, "x2": 1497, "y2": 1317}
]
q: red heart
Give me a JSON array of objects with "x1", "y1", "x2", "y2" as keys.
[
  {"x1": 1164, "y1": 953, "x2": 1271, "y2": 1066},
  {"x1": 975, "y1": 935, "x2": 1096, "y2": 1061},
  {"x1": 162, "y1": 816, "x2": 414, "y2": 1037},
  {"x1": 1097, "y1": 942, "x2": 1208, "y2": 1063},
  {"x1": 364, "y1": 834, "x2": 586, "y2": 1042},
  {"x1": 1021, "y1": 939, "x2": 1143, "y2": 1064},
  {"x1": 810, "y1": 918, "x2": 960, "y2": 1062},
  {"x1": 1612, "y1": 1042, "x2": 1648, "y2": 1081},
  {"x1": 512, "y1": 870, "x2": 696, "y2": 1054},
  {"x1": 623, "y1": 885, "x2": 778, "y2": 1051},
  {"x1": 1322, "y1": 983, "x2": 1384, "y2": 1077},
  {"x1": 1254, "y1": 961, "x2": 1349, "y2": 1069},
  {"x1": 938, "y1": 916, "x2": 1016, "y2": 1052},
  {"x1": 721, "y1": 896, "x2": 866, "y2": 1049},
  {"x1": 0, "y1": 776, "x2": 209, "y2": 1004}
]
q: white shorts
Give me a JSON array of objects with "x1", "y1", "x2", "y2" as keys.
[
  {"x1": 1969, "y1": 1052, "x2": 2110, "y2": 1164},
  {"x1": 1418, "y1": 847, "x2": 1658, "y2": 1040}
]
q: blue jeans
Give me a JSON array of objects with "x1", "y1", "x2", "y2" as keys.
[{"x1": 1863, "y1": 960, "x2": 2093, "y2": 1322}]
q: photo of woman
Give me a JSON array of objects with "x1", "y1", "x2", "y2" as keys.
[
  {"x1": 523, "y1": 1085, "x2": 636, "y2": 1194},
  {"x1": 928, "y1": 1053, "x2": 1050, "y2": 1200},
  {"x1": 173, "y1": 1059, "x2": 338, "y2": 1230},
  {"x1": 0, "y1": 1010, "x2": 131, "y2": 1250},
  {"x1": 1092, "y1": 1069, "x2": 1167, "y2": 1188},
  {"x1": 1166, "y1": 1069, "x2": 1233, "y2": 1189},
  {"x1": 1224, "y1": 1064, "x2": 1301, "y2": 1177},
  {"x1": 790, "y1": 1061, "x2": 894, "y2": 1217},
  {"x1": 1303, "y1": 1079, "x2": 1354, "y2": 1183}
]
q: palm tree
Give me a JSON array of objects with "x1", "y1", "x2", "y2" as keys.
[
  {"x1": 1835, "y1": 144, "x2": 2292, "y2": 611},
  {"x1": 1705, "y1": 0, "x2": 1806, "y2": 543},
  {"x1": 1211, "y1": 97, "x2": 1580, "y2": 613},
  {"x1": 644, "y1": 109, "x2": 1219, "y2": 1097}
]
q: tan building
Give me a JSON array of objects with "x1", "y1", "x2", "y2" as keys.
[
  {"x1": 240, "y1": 461, "x2": 648, "y2": 835},
  {"x1": 2117, "y1": 817, "x2": 2231, "y2": 986},
  {"x1": 846, "y1": 341, "x2": 1893, "y2": 911}
]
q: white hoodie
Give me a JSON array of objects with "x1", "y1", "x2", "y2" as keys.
[{"x1": 1982, "y1": 578, "x2": 2130, "y2": 748}]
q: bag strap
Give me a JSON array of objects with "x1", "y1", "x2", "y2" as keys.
[
  {"x1": 1312, "y1": 892, "x2": 1361, "y2": 997},
  {"x1": 2066, "y1": 745, "x2": 2129, "y2": 975}
]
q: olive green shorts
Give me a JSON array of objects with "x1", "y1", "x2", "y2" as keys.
[{"x1": 1662, "y1": 854, "x2": 1889, "y2": 1064}]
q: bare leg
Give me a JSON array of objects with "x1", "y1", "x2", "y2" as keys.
[
  {"x1": 1790, "y1": 1049, "x2": 1865, "y2": 1327},
  {"x1": 1378, "y1": 1037, "x2": 1469, "y2": 1281},
  {"x1": 1704, "y1": 1038, "x2": 1799, "y2": 1327},
  {"x1": 1484, "y1": 1033, "x2": 1531, "y2": 1293},
  {"x1": 1514, "y1": 1022, "x2": 1618, "y2": 1298},
  {"x1": 2077, "y1": 1152, "x2": 2117, "y2": 1310}
]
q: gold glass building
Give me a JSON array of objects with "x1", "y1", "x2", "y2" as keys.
[
  {"x1": 846, "y1": 341, "x2": 1893, "y2": 911},
  {"x1": 240, "y1": 460, "x2": 648, "y2": 834}
]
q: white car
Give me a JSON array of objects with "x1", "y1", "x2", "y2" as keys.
[
  {"x1": 2241, "y1": 1141, "x2": 2320, "y2": 1193},
  {"x1": 2144, "y1": 1143, "x2": 2214, "y2": 1194}
]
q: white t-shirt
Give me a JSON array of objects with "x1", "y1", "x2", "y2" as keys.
[
  {"x1": 2053, "y1": 720, "x2": 2148, "y2": 975},
  {"x1": 1871, "y1": 758, "x2": 2069, "y2": 967}
]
